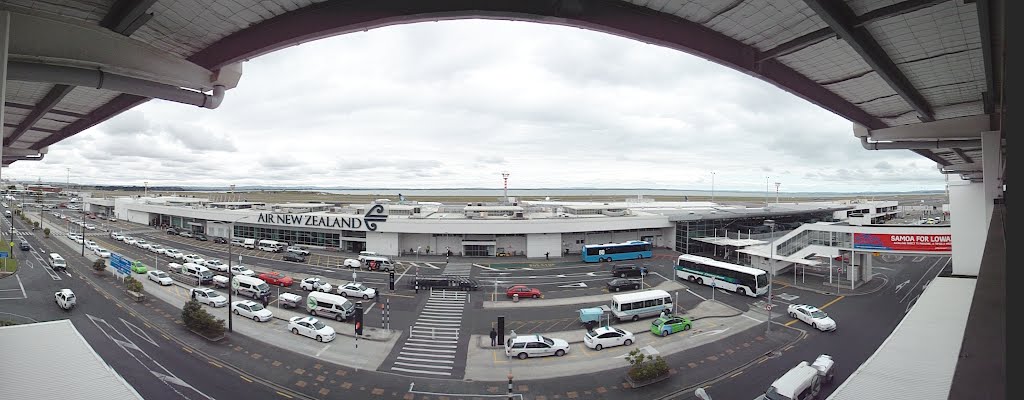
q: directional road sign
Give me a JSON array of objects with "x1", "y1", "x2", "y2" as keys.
[
  {"x1": 0, "y1": 251, "x2": 8, "y2": 259},
  {"x1": 110, "y1": 253, "x2": 131, "y2": 274}
]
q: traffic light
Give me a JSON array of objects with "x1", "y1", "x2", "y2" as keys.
[
  {"x1": 389, "y1": 271, "x2": 395, "y2": 290},
  {"x1": 354, "y1": 301, "x2": 364, "y2": 335}
]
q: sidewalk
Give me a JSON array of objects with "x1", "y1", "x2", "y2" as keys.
[
  {"x1": 482, "y1": 279, "x2": 685, "y2": 309},
  {"x1": 464, "y1": 300, "x2": 767, "y2": 381},
  {"x1": 772, "y1": 269, "x2": 888, "y2": 296}
]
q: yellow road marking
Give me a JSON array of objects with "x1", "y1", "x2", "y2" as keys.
[
  {"x1": 757, "y1": 358, "x2": 769, "y2": 364},
  {"x1": 785, "y1": 320, "x2": 798, "y2": 327},
  {"x1": 239, "y1": 374, "x2": 252, "y2": 383},
  {"x1": 209, "y1": 361, "x2": 223, "y2": 368},
  {"x1": 276, "y1": 392, "x2": 293, "y2": 399},
  {"x1": 820, "y1": 295, "x2": 845, "y2": 310},
  {"x1": 731, "y1": 371, "x2": 743, "y2": 378},
  {"x1": 182, "y1": 347, "x2": 193, "y2": 353}
]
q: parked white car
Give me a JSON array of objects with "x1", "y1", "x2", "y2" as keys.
[
  {"x1": 300, "y1": 277, "x2": 333, "y2": 293},
  {"x1": 147, "y1": 270, "x2": 173, "y2": 286},
  {"x1": 787, "y1": 304, "x2": 837, "y2": 332},
  {"x1": 183, "y1": 254, "x2": 206, "y2": 265},
  {"x1": 164, "y1": 249, "x2": 184, "y2": 259},
  {"x1": 84, "y1": 240, "x2": 98, "y2": 251},
  {"x1": 110, "y1": 232, "x2": 125, "y2": 241},
  {"x1": 230, "y1": 265, "x2": 255, "y2": 277},
  {"x1": 287, "y1": 316, "x2": 335, "y2": 343},
  {"x1": 342, "y1": 258, "x2": 361, "y2": 269},
  {"x1": 148, "y1": 244, "x2": 165, "y2": 254},
  {"x1": 93, "y1": 247, "x2": 111, "y2": 258},
  {"x1": 232, "y1": 300, "x2": 273, "y2": 322},
  {"x1": 505, "y1": 334, "x2": 570, "y2": 359},
  {"x1": 84, "y1": 224, "x2": 96, "y2": 230},
  {"x1": 337, "y1": 282, "x2": 376, "y2": 300},
  {"x1": 583, "y1": 326, "x2": 635, "y2": 351},
  {"x1": 203, "y1": 259, "x2": 227, "y2": 272},
  {"x1": 134, "y1": 239, "x2": 149, "y2": 249},
  {"x1": 189, "y1": 287, "x2": 227, "y2": 307}
]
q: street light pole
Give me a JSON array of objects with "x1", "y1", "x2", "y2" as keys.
[
  {"x1": 764, "y1": 219, "x2": 775, "y2": 333},
  {"x1": 775, "y1": 182, "x2": 781, "y2": 204}
]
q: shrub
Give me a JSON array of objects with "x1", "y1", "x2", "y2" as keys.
[
  {"x1": 125, "y1": 276, "x2": 143, "y2": 292},
  {"x1": 625, "y1": 349, "x2": 670, "y2": 382},
  {"x1": 43, "y1": 227, "x2": 50, "y2": 238},
  {"x1": 182, "y1": 299, "x2": 226, "y2": 337},
  {"x1": 92, "y1": 258, "x2": 107, "y2": 272},
  {"x1": 32, "y1": 221, "x2": 39, "y2": 229}
]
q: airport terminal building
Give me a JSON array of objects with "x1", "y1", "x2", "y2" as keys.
[{"x1": 86, "y1": 195, "x2": 851, "y2": 259}]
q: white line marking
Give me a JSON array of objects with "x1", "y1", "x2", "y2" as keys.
[
  {"x1": 686, "y1": 289, "x2": 707, "y2": 301},
  {"x1": 390, "y1": 367, "x2": 451, "y2": 376},
  {"x1": 16, "y1": 274, "x2": 26, "y2": 298},
  {"x1": 316, "y1": 344, "x2": 331, "y2": 357},
  {"x1": 397, "y1": 356, "x2": 455, "y2": 363},
  {"x1": 742, "y1": 314, "x2": 764, "y2": 322},
  {"x1": 899, "y1": 257, "x2": 948, "y2": 303},
  {"x1": 393, "y1": 362, "x2": 453, "y2": 370},
  {"x1": 121, "y1": 318, "x2": 159, "y2": 347}
]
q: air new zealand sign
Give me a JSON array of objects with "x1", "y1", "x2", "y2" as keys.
[{"x1": 256, "y1": 204, "x2": 388, "y2": 231}]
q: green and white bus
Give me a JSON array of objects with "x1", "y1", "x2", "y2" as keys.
[
  {"x1": 610, "y1": 289, "x2": 673, "y2": 322},
  {"x1": 676, "y1": 254, "x2": 769, "y2": 298}
]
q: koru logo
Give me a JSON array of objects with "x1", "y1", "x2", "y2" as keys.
[{"x1": 363, "y1": 204, "x2": 388, "y2": 231}]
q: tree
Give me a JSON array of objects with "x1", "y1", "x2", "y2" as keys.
[
  {"x1": 92, "y1": 258, "x2": 106, "y2": 273},
  {"x1": 43, "y1": 227, "x2": 50, "y2": 238},
  {"x1": 625, "y1": 348, "x2": 670, "y2": 382},
  {"x1": 32, "y1": 221, "x2": 39, "y2": 230},
  {"x1": 182, "y1": 299, "x2": 226, "y2": 337},
  {"x1": 125, "y1": 276, "x2": 143, "y2": 293}
]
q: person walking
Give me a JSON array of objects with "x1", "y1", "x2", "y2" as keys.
[
  {"x1": 490, "y1": 327, "x2": 498, "y2": 347},
  {"x1": 545, "y1": 252, "x2": 549, "y2": 260}
]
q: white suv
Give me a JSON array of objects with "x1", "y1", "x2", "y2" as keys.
[{"x1": 504, "y1": 334, "x2": 570, "y2": 359}]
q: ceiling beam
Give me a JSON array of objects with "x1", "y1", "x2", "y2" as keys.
[
  {"x1": 952, "y1": 148, "x2": 975, "y2": 163},
  {"x1": 100, "y1": 0, "x2": 157, "y2": 36},
  {"x1": 5, "y1": 84, "x2": 74, "y2": 146},
  {"x1": 975, "y1": 0, "x2": 996, "y2": 114},
  {"x1": 3, "y1": 123, "x2": 59, "y2": 135},
  {"x1": 759, "y1": 0, "x2": 951, "y2": 61},
  {"x1": 803, "y1": 0, "x2": 935, "y2": 121},
  {"x1": 30, "y1": 94, "x2": 149, "y2": 150},
  {"x1": 912, "y1": 149, "x2": 951, "y2": 166},
  {"x1": 854, "y1": 0, "x2": 951, "y2": 27},
  {"x1": 4, "y1": 102, "x2": 85, "y2": 118}
]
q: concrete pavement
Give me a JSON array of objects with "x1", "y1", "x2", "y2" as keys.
[{"x1": 464, "y1": 300, "x2": 763, "y2": 381}]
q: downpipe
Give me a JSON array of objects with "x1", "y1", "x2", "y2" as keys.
[
  {"x1": 7, "y1": 61, "x2": 225, "y2": 109},
  {"x1": 859, "y1": 136, "x2": 982, "y2": 150}
]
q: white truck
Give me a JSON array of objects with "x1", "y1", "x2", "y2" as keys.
[{"x1": 755, "y1": 354, "x2": 834, "y2": 400}]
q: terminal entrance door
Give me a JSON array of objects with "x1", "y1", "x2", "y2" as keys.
[{"x1": 462, "y1": 241, "x2": 495, "y2": 257}]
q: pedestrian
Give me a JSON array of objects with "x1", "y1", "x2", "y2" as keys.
[
  {"x1": 260, "y1": 293, "x2": 269, "y2": 307},
  {"x1": 660, "y1": 309, "x2": 667, "y2": 319},
  {"x1": 489, "y1": 327, "x2": 498, "y2": 347},
  {"x1": 545, "y1": 252, "x2": 550, "y2": 260}
]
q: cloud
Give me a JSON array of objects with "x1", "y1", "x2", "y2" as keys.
[{"x1": 4, "y1": 19, "x2": 946, "y2": 192}]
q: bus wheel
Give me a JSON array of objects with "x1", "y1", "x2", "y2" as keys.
[
  {"x1": 632, "y1": 315, "x2": 639, "y2": 322},
  {"x1": 736, "y1": 287, "x2": 745, "y2": 296},
  {"x1": 696, "y1": 278, "x2": 703, "y2": 285}
]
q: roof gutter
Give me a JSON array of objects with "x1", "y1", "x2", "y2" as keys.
[
  {"x1": 7, "y1": 61, "x2": 225, "y2": 109},
  {"x1": 859, "y1": 136, "x2": 982, "y2": 150}
]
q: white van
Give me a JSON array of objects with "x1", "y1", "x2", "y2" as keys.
[
  {"x1": 757, "y1": 361, "x2": 823, "y2": 400},
  {"x1": 232, "y1": 275, "x2": 271, "y2": 299},
  {"x1": 305, "y1": 291, "x2": 356, "y2": 322},
  {"x1": 48, "y1": 253, "x2": 67, "y2": 271},
  {"x1": 257, "y1": 239, "x2": 285, "y2": 253},
  {"x1": 360, "y1": 255, "x2": 395, "y2": 272},
  {"x1": 242, "y1": 238, "x2": 256, "y2": 249},
  {"x1": 357, "y1": 251, "x2": 378, "y2": 261},
  {"x1": 180, "y1": 262, "x2": 214, "y2": 284}
]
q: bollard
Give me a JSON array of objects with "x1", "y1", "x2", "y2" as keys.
[{"x1": 513, "y1": 293, "x2": 519, "y2": 303}]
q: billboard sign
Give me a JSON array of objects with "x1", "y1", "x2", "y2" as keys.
[{"x1": 854, "y1": 233, "x2": 951, "y2": 252}]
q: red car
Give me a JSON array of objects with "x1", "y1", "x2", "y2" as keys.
[
  {"x1": 258, "y1": 271, "x2": 294, "y2": 287},
  {"x1": 506, "y1": 285, "x2": 542, "y2": 299}
]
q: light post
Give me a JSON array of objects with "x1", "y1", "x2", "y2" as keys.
[
  {"x1": 710, "y1": 171, "x2": 715, "y2": 203},
  {"x1": 224, "y1": 215, "x2": 251, "y2": 333},
  {"x1": 763, "y1": 219, "x2": 775, "y2": 333}
]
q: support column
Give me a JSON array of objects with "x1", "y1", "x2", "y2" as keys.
[
  {"x1": 981, "y1": 130, "x2": 1003, "y2": 222},
  {"x1": 949, "y1": 177, "x2": 987, "y2": 276},
  {"x1": 863, "y1": 253, "x2": 873, "y2": 281},
  {"x1": 0, "y1": 11, "x2": 10, "y2": 174}
]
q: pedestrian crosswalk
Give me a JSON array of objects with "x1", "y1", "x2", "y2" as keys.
[
  {"x1": 441, "y1": 262, "x2": 472, "y2": 277},
  {"x1": 389, "y1": 290, "x2": 467, "y2": 377}
]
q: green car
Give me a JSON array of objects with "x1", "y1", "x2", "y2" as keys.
[
  {"x1": 650, "y1": 315, "x2": 692, "y2": 337},
  {"x1": 131, "y1": 261, "x2": 148, "y2": 274}
]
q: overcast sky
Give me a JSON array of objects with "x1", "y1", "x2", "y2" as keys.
[{"x1": 6, "y1": 20, "x2": 947, "y2": 193}]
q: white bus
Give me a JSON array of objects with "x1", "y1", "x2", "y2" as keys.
[
  {"x1": 610, "y1": 290, "x2": 673, "y2": 322},
  {"x1": 676, "y1": 254, "x2": 769, "y2": 298}
]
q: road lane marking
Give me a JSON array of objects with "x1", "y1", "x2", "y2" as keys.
[
  {"x1": 315, "y1": 344, "x2": 331, "y2": 357},
  {"x1": 239, "y1": 375, "x2": 252, "y2": 383},
  {"x1": 819, "y1": 295, "x2": 845, "y2": 310},
  {"x1": 686, "y1": 289, "x2": 707, "y2": 301}
]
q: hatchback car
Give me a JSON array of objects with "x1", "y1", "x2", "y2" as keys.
[
  {"x1": 213, "y1": 237, "x2": 228, "y2": 244},
  {"x1": 288, "y1": 316, "x2": 336, "y2": 343},
  {"x1": 505, "y1": 334, "x2": 570, "y2": 359},
  {"x1": 787, "y1": 304, "x2": 837, "y2": 331},
  {"x1": 259, "y1": 271, "x2": 294, "y2": 287},
  {"x1": 283, "y1": 252, "x2": 306, "y2": 262},
  {"x1": 650, "y1": 315, "x2": 692, "y2": 337},
  {"x1": 19, "y1": 240, "x2": 29, "y2": 251},
  {"x1": 583, "y1": 326, "x2": 635, "y2": 351},
  {"x1": 194, "y1": 233, "x2": 208, "y2": 241},
  {"x1": 232, "y1": 300, "x2": 273, "y2": 322},
  {"x1": 506, "y1": 285, "x2": 542, "y2": 299},
  {"x1": 606, "y1": 278, "x2": 641, "y2": 292},
  {"x1": 147, "y1": 270, "x2": 173, "y2": 286},
  {"x1": 130, "y1": 261, "x2": 148, "y2": 274},
  {"x1": 189, "y1": 287, "x2": 227, "y2": 307}
]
